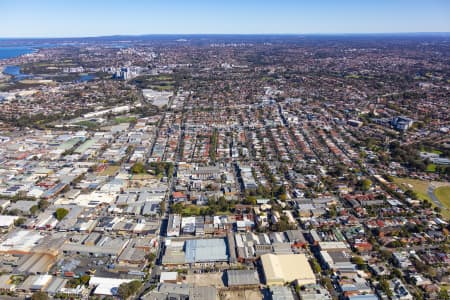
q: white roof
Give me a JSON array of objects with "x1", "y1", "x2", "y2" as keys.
[
  {"x1": 90, "y1": 277, "x2": 132, "y2": 296},
  {"x1": 133, "y1": 223, "x2": 145, "y2": 232},
  {"x1": 33, "y1": 275, "x2": 53, "y2": 287},
  {"x1": 58, "y1": 192, "x2": 117, "y2": 207},
  {"x1": 181, "y1": 216, "x2": 196, "y2": 226},
  {"x1": 319, "y1": 241, "x2": 348, "y2": 250},
  {"x1": 160, "y1": 272, "x2": 178, "y2": 282},
  {"x1": 0, "y1": 230, "x2": 43, "y2": 253},
  {"x1": 0, "y1": 215, "x2": 18, "y2": 227}
]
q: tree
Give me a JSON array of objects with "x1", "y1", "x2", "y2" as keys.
[
  {"x1": 413, "y1": 290, "x2": 424, "y2": 300},
  {"x1": 131, "y1": 162, "x2": 146, "y2": 174},
  {"x1": 279, "y1": 193, "x2": 288, "y2": 201},
  {"x1": 31, "y1": 292, "x2": 49, "y2": 300},
  {"x1": 321, "y1": 277, "x2": 333, "y2": 293},
  {"x1": 38, "y1": 199, "x2": 50, "y2": 211},
  {"x1": 379, "y1": 279, "x2": 392, "y2": 297},
  {"x1": 351, "y1": 256, "x2": 365, "y2": 266},
  {"x1": 117, "y1": 283, "x2": 131, "y2": 299},
  {"x1": 80, "y1": 274, "x2": 91, "y2": 286},
  {"x1": 392, "y1": 268, "x2": 403, "y2": 279},
  {"x1": 328, "y1": 205, "x2": 337, "y2": 218},
  {"x1": 30, "y1": 205, "x2": 39, "y2": 215},
  {"x1": 404, "y1": 189, "x2": 417, "y2": 199},
  {"x1": 380, "y1": 249, "x2": 392, "y2": 261},
  {"x1": 159, "y1": 200, "x2": 166, "y2": 215},
  {"x1": 14, "y1": 217, "x2": 26, "y2": 227},
  {"x1": 117, "y1": 280, "x2": 142, "y2": 299},
  {"x1": 352, "y1": 256, "x2": 368, "y2": 271},
  {"x1": 146, "y1": 252, "x2": 156, "y2": 264},
  {"x1": 55, "y1": 208, "x2": 69, "y2": 221},
  {"x1": 361, "y1": 179, "x2": 372, "y2": 191},
  {"x1": 309, "y1": 258, "x2": 322, "y2": 274},
  {"x1": 243, "y1": 196, "x2": 257, "y2": 205},
  {"x1": 129, "y1": 280, "x2": 142, "y2": 292},
  {"x1": 274, "y1": 217, "x2": 291, "y2": 232},
  {"x1": 439, "y1": 288, "x2": 450, "y2": 300}
]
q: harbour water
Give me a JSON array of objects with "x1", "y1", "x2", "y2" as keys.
[
  {"x1": 2, "y1": 65, "x2": 32, "y2": 80},
  {"x1": 0, "y1": 47, "x2": 35, "y2": 59}
]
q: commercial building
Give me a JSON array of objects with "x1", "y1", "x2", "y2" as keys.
[
  {"x1": 162, "y1": 238, "x2": 229, "y2": 267},
  {"x1": 0, "y1": 230, "x2": 44, "y2": 254},
  {"x1": 61, "y1": 234, "x2": 129, "y2": 257},
  {"x1": 260, "y1": 253, "x2": 316, "y2": 286},
  {"x1": 184, "y1": 238, "x2": 228, "y2": 264},
  {"x1": 0, "y1": 215, "x2": 18, "y2": 230},
  {"x1": 167, "y1": 214, "x2": 181, "y2": 237},
  {"x1": 159, "y1": 272, "x2": 178, "y2": 283},
  {"x1": 89, "y1": 276, "x2": 132, "y2": 296},
  {"x1": 226, "y1": 269, "x2": 260, "y2": 287},
  {"x1": 270, "y1": 285, "x2": 296, "y2": 300},
  {"x1": 143, "y1": 283, "x2": 218, "y2": 300}
]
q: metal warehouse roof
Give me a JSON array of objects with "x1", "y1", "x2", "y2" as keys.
[
  {"x1": 227, "y1": 269, "x2": 260, "y2": 286},
  {"x1": 184, "y1": 238, "x2": 228, "y2": 263}
]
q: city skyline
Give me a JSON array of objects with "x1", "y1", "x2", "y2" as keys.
[{"x1": 2, "y1": 0, "x2": 450, "y2": 38}]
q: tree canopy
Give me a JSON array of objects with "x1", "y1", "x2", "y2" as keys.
[{"x1": 55, "y1": 207, "x2": 69, "y2": 221}]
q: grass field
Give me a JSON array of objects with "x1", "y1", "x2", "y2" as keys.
[
  {"x1": 393, "y1": 177, "x2": 432, "y2": 202},
  {"x1": 431, "y1": 150, "x2": 443, "y2": 155},
  {"x1": 426, "y1": 164, "x2": 436, "y2": 172},
  {"x1": 75, "y1": 120, "x2": 98, "y2": 129},
  {"x1": 150, "y1": 84, "x2": 174, "y2": 91},
  {"x1": 435, "y1": 186, "x2": 450, "y2": 218},
  {"x1": 394, "y1": 177, "x2": 450, "y2": 219},
  {"x1": 99, "y1": 165, "x2": 120, "y2": 176},
  {"x1": 114, "y1": 116, "x2": 136, "y2": 124}
]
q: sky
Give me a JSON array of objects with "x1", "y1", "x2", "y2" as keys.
[{"x1": 1, "y1": 0, "x2": 450, "y2": 38}]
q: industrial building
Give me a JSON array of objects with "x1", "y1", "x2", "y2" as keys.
[
  {"x1": 143, "y1": 283, "x2": 218, "y2": 300},
  {"x1": 162, "y1": 238, "x2": 229, "y2": 267},
  {"x1": 89, "y1": 276, "x2": 132, "y2": 296},
  {"x1": 61, "y1": 233, "x2": 129, "y2": 257},
  {"x1": 16, "y1": 253, "x2": 56, "y2": 275},
  {"x1": 0, "y1": 230, "x2": 44, "y2": 254},
  {"x1": 167, "y1": 214, "x2": 181, "y2": 237},
  {"x1": 0, "y1": 215, "x2": 18, "y2": 230},
  {"x1": 226, "y1": 269, "x2": 260, "y2": 287},
  {"x1": 270, "y1": 285, "x2": 296, "y2": 300},
  {"x1": 260, "y1": 253, "x2": 316, "y2": 286},
  {"x1": 184, "y1": 238, "x2": 228, "y2": 264}
]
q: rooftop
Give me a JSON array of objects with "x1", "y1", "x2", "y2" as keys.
[{"x1": 184, "y1": 238, "x2": 228, "y2": 263}]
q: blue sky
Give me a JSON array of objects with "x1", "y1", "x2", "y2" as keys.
[{"x1": 1, "y1": 0, "x2": 450, "y2": 37}]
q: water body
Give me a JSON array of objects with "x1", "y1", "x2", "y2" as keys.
[
  {"x1": 78, "y1": 74, "x2": 95, "y2": 82},
  {"x1": 2, "y1": 65, "x2": 32, "y2": 80},
  {"x1": 0, "y1": 47, "x2": 35, "y2": 59}
]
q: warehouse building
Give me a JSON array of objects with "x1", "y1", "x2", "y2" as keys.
[
  {"x1": 18, "y1": 274, "x2": 53, "y2": 292},
  {"x1": 270, "y1": 285, "x2": 295, "y2": 300},
  {"x1": 90, "y1": 276, "x2": 132, "y2": 296},
  {"x1": 61, "y1": 234, "x2": 128, "y2": 257},
  {"x1": 143, "y1": 283, "x2": 218, "y2": 300},
  {"x1": 185, "y1": 238, "x2": 228, "y2": 264},
  {"x1": 16, "y1": 253, "x2": 56, "y2": 274},
  {"x1": 167, "y1": 214, "x2": 181, "y2": 237},
  {"x1": 162, "y1": 238, "x2": 229, "y2": 267},
  {"x1": 226, "y1": 269, "x2": 260, "y2": 287},
  {"x1": 260, "y1": 253, "x2": 316, "y2": 286},
  {"x1": 0, "y1": 215, "x2": 18, "y2": 230},
  {"x1": 0, "y1": 230, "x2": 44, "y2": 254}
]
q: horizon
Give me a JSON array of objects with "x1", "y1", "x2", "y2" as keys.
[
  {"x1": 1, "y1": 32, "x2": 450, "y2": 40},
  {"x1": 2, "y1": 0, "x2": 450, "y2": 38}
]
